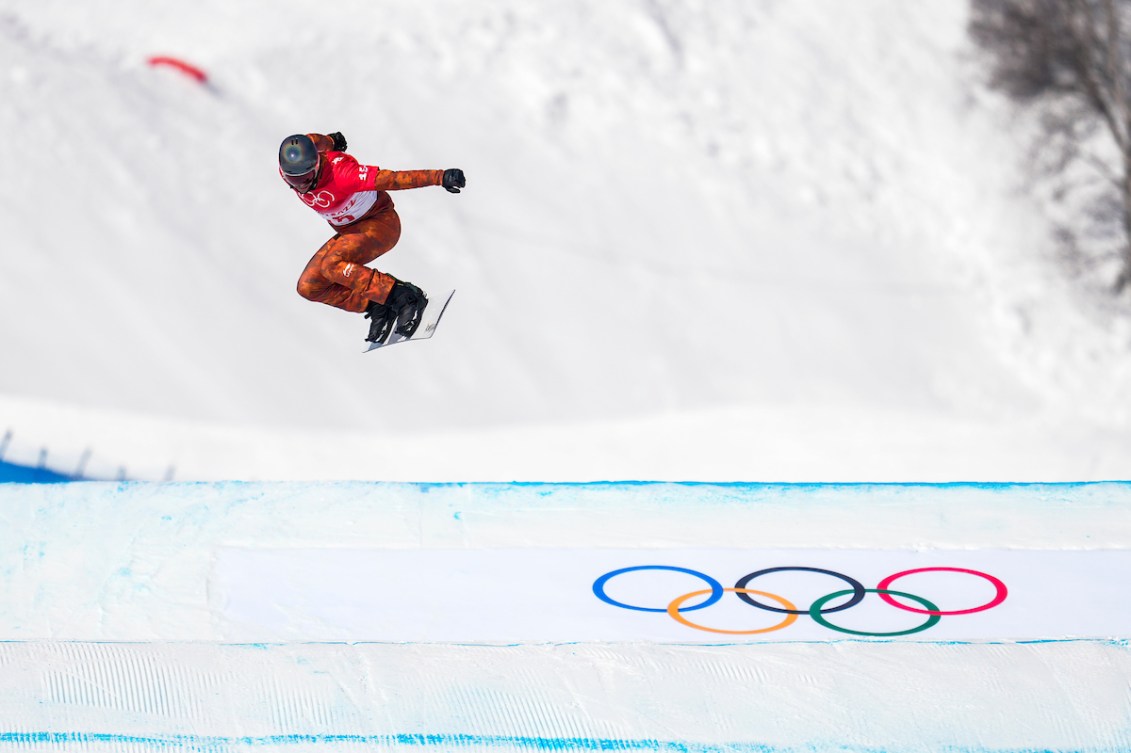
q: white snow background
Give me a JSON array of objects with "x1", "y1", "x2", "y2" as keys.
[{"x1": 2, "y1": 1, "x2": 1129, "y2": 481}]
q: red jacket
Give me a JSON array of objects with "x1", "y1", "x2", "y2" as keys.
[{"x1": 288, "y1": 133, "x2": 444, "y2": 227}]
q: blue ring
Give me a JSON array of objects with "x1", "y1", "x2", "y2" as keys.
[{"x1": 592, "y1": 566, "x2": 725, "y2": 613}]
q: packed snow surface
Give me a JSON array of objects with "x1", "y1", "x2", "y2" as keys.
[
  {"x1": 0, "y1": 481, "x2": 1128, "y2": 752},
  {"x1": 1, "y1": 1, "x2": 1130, "y2": 480}
]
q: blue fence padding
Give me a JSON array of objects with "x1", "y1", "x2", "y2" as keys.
[{"x1": 0, "y1": 460, "x2": 76, "y2": 483}]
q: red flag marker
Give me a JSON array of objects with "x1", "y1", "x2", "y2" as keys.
[{"x1": 147, "y1": 56, "x2": 209, "y2": 84}]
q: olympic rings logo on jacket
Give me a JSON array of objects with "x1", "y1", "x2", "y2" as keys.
[
  {"x1": 592, "y1": 565, "x2": 1008, "y2": 637},
  {"x1": 300, "y1": 190, "x2": 335, "y2": 209}
]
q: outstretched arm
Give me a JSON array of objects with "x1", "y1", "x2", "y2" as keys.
[
  {"x1": 373, "y1": 168, "x2": 466, "y2": 192},
  {"x1": 372, "y1": 169, "x2": 445, "y2": 191},
  {"x1": 306, "y1": 129, "x2": 466, "y2": 192}
]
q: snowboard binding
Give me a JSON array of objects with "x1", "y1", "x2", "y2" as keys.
[
  {"x1": 364, "y1": 300, "x2": 396, "y2": 344},
  {"x1": 364, "y1": 280, "x2": 429, "y2": 344}
]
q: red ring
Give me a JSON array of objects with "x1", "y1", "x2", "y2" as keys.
[{"x1": 877, "y1": 567, "x2": 1008, "y2": 615}]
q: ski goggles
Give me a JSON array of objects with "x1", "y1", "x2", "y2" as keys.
[{"x1": 280, "y1": 156, "x2": 320, "y2": 192}]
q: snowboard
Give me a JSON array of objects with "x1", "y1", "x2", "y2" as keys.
[{"x1": 363, "y1": 288, "x2": 455, "y2": 352}]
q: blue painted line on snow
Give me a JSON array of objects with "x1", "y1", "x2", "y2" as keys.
[
  {"x1": 10, "y1": 478, "x2": 1125, "y2": 490},
  {"x1": 0, "y1": 733, "x2": 751, "y2": 751},
  {"x1": 0, "y1": 732, "x2": 1118, "y2": 752},
  {"x1": 411, "y1": 480, "x2": 1131, "y2": 489}
]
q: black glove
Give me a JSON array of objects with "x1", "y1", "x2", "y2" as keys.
[
  {"x1": 329, "y1": 131, "x2": 348, "y2": 151},
  {"x1": 442, "y1": 168, "x2": 466, "y2": 194}
]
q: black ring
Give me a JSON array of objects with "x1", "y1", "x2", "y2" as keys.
[{"x1": 734, "y1": 567, "x2": 867, "y2": 614}]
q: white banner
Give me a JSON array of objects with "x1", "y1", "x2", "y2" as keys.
[{"x1": 210, "y1": 548, "x2": 1131, "y2": 642}]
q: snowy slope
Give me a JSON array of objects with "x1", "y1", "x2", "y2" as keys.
[{"x1": 1, "y1": 1, "x2": 1130, "y2": 480}]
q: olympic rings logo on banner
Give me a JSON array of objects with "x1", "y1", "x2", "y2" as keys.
[{"x1": 592, "y1": 565, "x2": 1008, "y2": 637}]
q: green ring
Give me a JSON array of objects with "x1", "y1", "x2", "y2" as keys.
[{"x1": 809, "y1": 589, "x2": 942, "y2": 637}]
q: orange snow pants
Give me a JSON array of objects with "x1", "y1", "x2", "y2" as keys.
[{"x1": 296, "y1": 205, "x2": 402, "y2": 314}]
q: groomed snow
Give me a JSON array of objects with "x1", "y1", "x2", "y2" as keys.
[{"x1": 0, "y1": 481, "x2": 1128, "y2": 751}]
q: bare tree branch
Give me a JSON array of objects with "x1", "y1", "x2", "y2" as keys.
[{"x1": 970, "y1": 0, "x2": 1131, "y2": 293}]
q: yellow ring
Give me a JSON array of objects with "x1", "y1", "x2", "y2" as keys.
[{"x1": 667, "y1": 587, "x2": 798, "y2": 635}]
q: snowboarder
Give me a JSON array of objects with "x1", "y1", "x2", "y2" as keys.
[{"x1": 278, "y1": 132, "x2": 466, "y2": 343}]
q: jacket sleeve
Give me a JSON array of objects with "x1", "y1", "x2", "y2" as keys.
[{"x1": 371, "y1": 169, "x2": 445, "y2": 191}]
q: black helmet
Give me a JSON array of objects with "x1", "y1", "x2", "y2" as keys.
[{"x1": 279, "y1": 134, "x2": 320, "y2": 191}]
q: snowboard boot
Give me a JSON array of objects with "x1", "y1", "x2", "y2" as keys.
[
  {"x1": 363, "y1": 300, "x2": 396, "y2": 344},
  {"x1": 385, "y1": 279, "x2": 429, "y2": 338}
]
